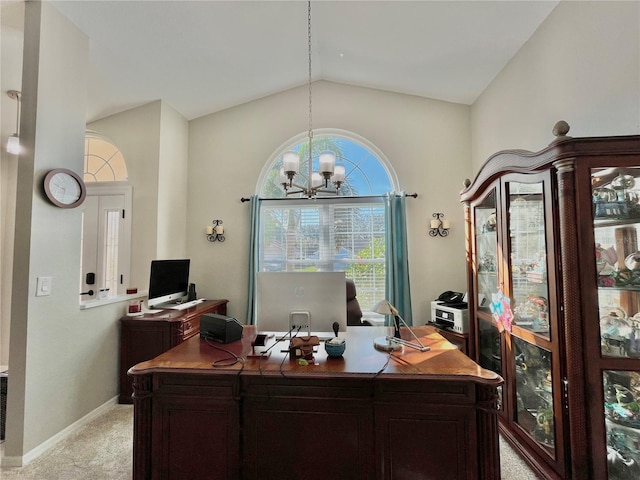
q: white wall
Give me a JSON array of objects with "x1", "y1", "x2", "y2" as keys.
[
  {"x1": 471, "y1": 0, "x2": 640, "y2": 169},
  {"x1": 4, "y1": 2, "x2": 125, "y2": 462},
  {"x1": 187, "y1": 81, "x2": 472, "y2": 325}
]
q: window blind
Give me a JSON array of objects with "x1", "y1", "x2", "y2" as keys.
[{"x1": 258, "y1": 197, "x2": 386, "y2": 310}]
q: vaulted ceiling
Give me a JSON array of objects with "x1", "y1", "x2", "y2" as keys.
[{"x1": 19, "y1": 1, "x2": 559, "y2": 122}]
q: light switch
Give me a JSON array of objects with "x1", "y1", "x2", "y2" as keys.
[{"x1": 36, "y1": 276, "x2": 52, "y2": 297}]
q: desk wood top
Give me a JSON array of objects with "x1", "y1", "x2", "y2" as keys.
[{"x1": 129, "y1": 325, "x2": 502, "y2": 385}]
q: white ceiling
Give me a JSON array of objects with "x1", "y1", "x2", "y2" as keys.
[{"x1": 48, "y1": 0, "x2": 559, "y2": 122}]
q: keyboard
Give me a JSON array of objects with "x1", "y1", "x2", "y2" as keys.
[
  {"x1": 169, "y1": 299, "x2": 206, "y2": 311},
  {"x1": 141, "y1": 308, "x2": 163, "y2": 314}
]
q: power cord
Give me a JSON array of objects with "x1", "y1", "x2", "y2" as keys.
[
  {"x1": 203, "y1": 335, "x2": 245, "y2": 368},
  {"x1": 278, "y1": 326, "x2": 303, "y2": 378},
  {"x1": 258, "y1": 326, "x2": 297, "y2": 376},
  {"x1": 374, "y1": 352, "x2": 392, "y2": 377},
  {"x1": 374, "y1": 350, "x2": 423, "y2": 377},
  {"x1": 254, "y1": 326, "x2": 301, "y2": 401},
  {"x1": 202, "y1": 335, "x2": 245, "y2": 400}
]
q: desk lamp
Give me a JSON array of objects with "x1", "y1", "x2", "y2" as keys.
[{"x1": 373, "y1": 300, "x2": 430, "y2": 352}]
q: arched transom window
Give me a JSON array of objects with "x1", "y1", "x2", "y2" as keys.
[
  {"x1": 259, "y1": 130, "x2": 396, "y2": 198},
  {"x1": 84, "y1": 131, "x2": 128, "y2": 183}
]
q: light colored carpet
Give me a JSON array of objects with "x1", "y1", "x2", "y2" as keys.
[
  {"x1": 0, "y1": 405, "x2": 133, "y2": 479},
  {"x1": 0, "y1": 404, "x2": 541, "y2": 479},
  {"x1": 500, "y1": 435, "x2": 544, "y2": 479}
]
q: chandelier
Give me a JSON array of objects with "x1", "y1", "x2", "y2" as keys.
[{"x1": 279, "y1": 1, "x2": 344, "y2": 198}]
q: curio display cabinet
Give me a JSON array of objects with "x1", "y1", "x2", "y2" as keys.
[{"x1": 461, "y1": 121, "x2": 640, "y2": 479}]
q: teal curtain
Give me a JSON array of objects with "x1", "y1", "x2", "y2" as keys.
[
  {"x1": 385, "y1": 192, "x2": 413, "y2": 325},
  {"x1": 246, "y1": 195, "x2": 261, "y2": 325}
]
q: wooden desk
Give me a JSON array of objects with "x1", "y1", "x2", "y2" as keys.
[
  {"x1": 432, "y1": 325, "x2": 471, "y2": 356},
  {"x1": 119, "y1": 299, "x2": 228, "y2": 403},
  {"x1": 129, "y1": 325, "x2": 502, "y2": 480}
]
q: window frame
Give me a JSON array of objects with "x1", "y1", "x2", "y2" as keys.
[{"x1": 80, "y1": 182, "x2": 132, "y2": 306}]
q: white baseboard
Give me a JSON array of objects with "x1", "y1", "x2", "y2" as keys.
[{"x1": 1, "y1": 395, "x2": 119, "y2": 468}]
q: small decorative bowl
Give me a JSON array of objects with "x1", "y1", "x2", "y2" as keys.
[
  {"x1": 325, "y1": 339, "x2": 346, "y2": 357},
  {"x1": 626, "y1": 252, "x2": 640, "y2": 270}
]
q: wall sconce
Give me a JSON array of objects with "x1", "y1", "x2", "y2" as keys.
[
  {"x1": 429, "y1": 213, "x2": 450, "y2": 237},
  {"x1": 205, "y1": 219, "x2": 225, "y2": 242},
  {"x1": 6, "y1": 90, "x2": 21, "y2": 155}
]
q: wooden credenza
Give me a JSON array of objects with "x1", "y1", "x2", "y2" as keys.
[
  {"x1": 129, "y1": 325, "x2": 503, "y2": 479},
  {"x1": 118, "y1": 299, "x2": 228, "y2": 404}
]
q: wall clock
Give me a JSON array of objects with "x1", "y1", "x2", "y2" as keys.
[{"x1": 43, "y1": 168, "x2": 86, "y2": 208}]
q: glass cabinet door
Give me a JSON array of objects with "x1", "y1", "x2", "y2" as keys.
[
  {"x1": 593, "y1": 168, "x2": 640, "y2": 358},
  {"x1": 513, "y1": 337, "x2": 555, "y2": 452},
  {"x1": 507, "y1": 181, "x2": 551, "y2": 340},
  {"x1": 603, "y1": 370, "x2": 640, "y2": 479},
  {"x1": 593, "y1": 167, "x2": 640, "y2": 479},
  {"x1": 474, "y1": 189, "x2": 501, "y2": 376},
  {"x1": 505, "y1": 179, "x2": 556, "y2": 454}
]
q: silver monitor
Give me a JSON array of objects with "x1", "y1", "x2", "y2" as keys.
[{"x1": 256, "y1": 271, "x2": 347, "y2": 337}]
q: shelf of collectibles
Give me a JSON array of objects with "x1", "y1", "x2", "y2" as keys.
[{"x1": 592, "y1": 167, "x2": 640, "y2": 480}]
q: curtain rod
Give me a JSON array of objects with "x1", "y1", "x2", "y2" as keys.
[{"x1": 240, "y1": 193, "x2": 417, "y2": 203}]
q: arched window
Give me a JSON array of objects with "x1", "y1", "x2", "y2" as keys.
[
  {"x1": 80, "y1": 131, "x2": 132, "y2": 305},
  {"x1": 84, "y1": 131, "x2": 128, "y2": 182},
  {"x1": 258, "y1": 129, "x2": 396, "y2": 198},
  {"x1": 255, "y1": 130, "x2": 398, "y2": 315}
]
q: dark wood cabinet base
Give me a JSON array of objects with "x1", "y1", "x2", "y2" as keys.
[
  {"x1": 119, "y1": 299, "x2": 228, "y2": 404},
  {"x1": 130, "y1": 326, "x2": 502, "y2": 479}
]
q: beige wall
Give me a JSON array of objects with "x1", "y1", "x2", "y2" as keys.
[
  {"x1": 187, "y1": 81, "x2": 472, "y2": 325},
  {"x1": 471, "y1": 0, "x2": 640, "y2": 170},
  {"x1": 0, "y1": 0, "x2": 25, "y2": 371},
  {"x1": 157, "y1": 102, "x2": 189, "y2": 259},
  {"x1": 4, "y1": 2, "x2": 125, "y2": 463}
]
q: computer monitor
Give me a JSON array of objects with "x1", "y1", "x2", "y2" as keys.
[
  {"x1": 256, "y1": 271, "x2": 347, "y2": 337},
  {"x1": 148, "y1": 259, "x2": 190, "y2": 308}
]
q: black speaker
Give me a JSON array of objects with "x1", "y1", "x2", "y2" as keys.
[
  {"x1": 200, "y1": 313, "x2": 243, "y2": 344},
  {"x1": 187, "y1": 283, "x2": 197, "y2": 301}
]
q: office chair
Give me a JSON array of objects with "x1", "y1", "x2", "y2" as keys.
[{"x1": 346, "y1": 279, "x2": 371, "y2": 326}]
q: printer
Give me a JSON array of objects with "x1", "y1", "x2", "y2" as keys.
[{"x1": 430, "y1": 300, "x2": 469, "y2": 334}]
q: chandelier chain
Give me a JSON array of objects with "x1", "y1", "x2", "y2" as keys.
[
  {"x1": 307, "y1": 1, "x2": 313, "y2": 155},
  {"x1": 279, "y1": 1, "x2": 341, "y2": 198}
]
